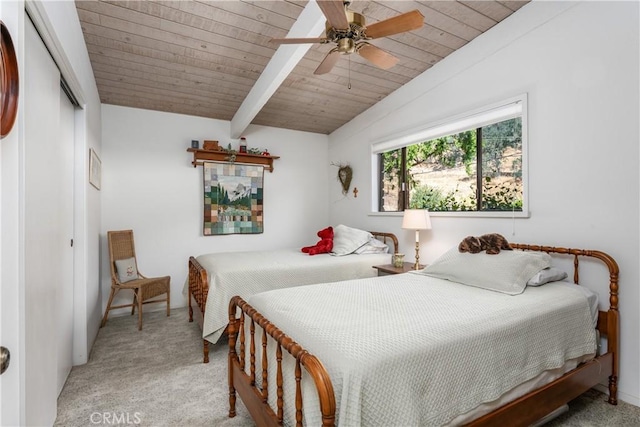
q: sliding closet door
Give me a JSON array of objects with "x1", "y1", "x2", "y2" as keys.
[
  {"x1": 57, "y1": 86, "x2": 75, "y2": 396},
  {"x1": 24, "y1": 17, "x2": 74, "y2": 425}
]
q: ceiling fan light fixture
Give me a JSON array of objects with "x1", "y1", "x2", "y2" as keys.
[{"x1": 337, "y1": 37, "x2": 356, "y2": 54}]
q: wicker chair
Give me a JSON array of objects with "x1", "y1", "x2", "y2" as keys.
[{"x1": 102, "y1": 229, "x2": 170, "y2": 330}]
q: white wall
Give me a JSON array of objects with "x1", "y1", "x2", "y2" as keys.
[
  {"x1": 100, "y1": 105, "x2": 330, "y2": 313},
  {"x1": 328, "y1": 1, "x2": 639, "y2": 405}
]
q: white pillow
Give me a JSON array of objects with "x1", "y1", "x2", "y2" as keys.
[
  {"x1": 526, "y1": 267, "x2": 568, "y2": 286},
  {"x1": 331, "y1": 224, "x2": 372, "y2": 256},
  {"x1": 115, "y1": 257, "x2": 139, "y2": 283},
  {"x1": 354, "y1": 237, "x2": 390, "y2": 254},
  {"x1": 421, "y1": 247, "x2": 551, "y2": 295}
]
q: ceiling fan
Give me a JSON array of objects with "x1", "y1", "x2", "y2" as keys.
[{"x1": 270, "y1": 0, "x2": 424, "y2": 75}]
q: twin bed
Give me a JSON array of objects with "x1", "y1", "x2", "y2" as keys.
[
  {"x1": 226, "y1": 243, "x2": 619, "y2": 426},
  {"x1": 187, "y1": 230, "x2": 398, "y2": 362}
]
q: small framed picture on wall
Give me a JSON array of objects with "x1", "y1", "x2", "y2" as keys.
[{"x1": 89, "y1": 148, "x2": 101, "y2": 190}]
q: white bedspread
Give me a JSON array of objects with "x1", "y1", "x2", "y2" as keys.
[
  {"x1": 195, "y1": 249, "x2": 391, "y2": 343},
  {"x1": 247, "y1": 272, "x2": 596, "y2": 426}
]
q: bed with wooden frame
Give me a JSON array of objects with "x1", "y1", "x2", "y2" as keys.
[
  {"x1": 227, "y1": 244, "x2": 619, "y2": 426},
  {"x1": 188, "y1": 231, "x2": 398, "y2": 363}
]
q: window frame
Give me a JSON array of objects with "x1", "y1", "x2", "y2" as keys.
[{"x1": 370, "y1": 94, "x2": 529, "y2": 218}]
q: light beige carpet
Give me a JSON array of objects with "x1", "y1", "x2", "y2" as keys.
[
  {"x1": 56, "y1": 308, "x2": 640, "y2": 426},
  {"x1": 55, "y1": 308, "x2": 251, "y2": 427}
]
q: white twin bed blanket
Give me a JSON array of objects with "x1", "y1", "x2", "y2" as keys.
[
  {"x1": 194, "y1": 249, "x2": 391, "y2": 343},
  {"x1": 246, "y1": 272, "x2": 597, "y2": 426}
]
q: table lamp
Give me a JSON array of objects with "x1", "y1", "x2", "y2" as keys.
[{"x1": 402, "y1": 209, "x2": 432, "y2": 270}]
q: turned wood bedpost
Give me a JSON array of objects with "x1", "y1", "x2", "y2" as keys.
[
  {"x1": 250, "y1": 320, "x2": 256, "y2": 386},
  {"x1": 228, "y1": 303, "x2": 238, "y2": 418},
  {"x1": 300, "y1": 353, "x2": 337, "y2": 427},
  {"x1": 608, "y1": 307, "x2": 620, "y2": 404},
  {"x1": 595, "y1": 249, "x2": 620, "y2": 405},
  {"x1": 585, "y1": 249, "x2": 619, "y2": 405},
  {"x1": 262, "y1": 329, "x2": 269, "y2": 403},
  {"x1": 187, "y1": 257, "x2": 195, "y2": 322},
  {"x1": 240, "y1": 316, "x2": 246, "y2": 370},
  {"x1": 188, "y1": 257, "x2": 211, "y2": 363},
  {"x1": 188, "y1": 256, "x2": 208, "y2": 323},
  {"x1": 295, "y1": 359, "x2": 303, "y2": 426},
  {"x1": 203, "y1": 340, "x2": 209, "y2": 364},
  {"x1": 276, "y1": 342, "x2": 284, "y2": 423}
]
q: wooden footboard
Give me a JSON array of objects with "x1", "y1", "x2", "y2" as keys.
[
  {"x1": 188, "y1": 256, "x2": 211, "y2": 363},
  {"x1": 228, "y1": 244, "x2": 619, "y2": 427},
  {"x1": 228, "y1": 296, "x2": 336, "y2": 426}
]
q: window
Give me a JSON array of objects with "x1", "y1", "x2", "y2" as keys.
[{"x1": 373, "y1": 96, "x2": 527, "y2": 215}]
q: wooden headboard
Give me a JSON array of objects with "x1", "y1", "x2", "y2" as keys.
[
  {"x1": 370, "y1": 231, "x2": 399, "y2": 254},
  {"x1": 509, "y1": 243, "x2": 619, "y2": 405}
]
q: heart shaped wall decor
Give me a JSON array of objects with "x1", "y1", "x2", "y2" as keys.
[{"x1": 337, "y1": 165, "x2": 352, "y2": 195}]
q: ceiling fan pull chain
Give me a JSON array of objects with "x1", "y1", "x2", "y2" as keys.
[{"x1": 348, "y1": 55, "x2": 352, "y2": 90}]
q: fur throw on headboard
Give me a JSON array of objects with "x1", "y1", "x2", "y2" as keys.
[{"x1": 458, "y1": 233, "x2": 512, "y2": 255}]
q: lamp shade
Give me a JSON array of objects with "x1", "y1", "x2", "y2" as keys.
[{"x1": 401, "y1": 209, "x2": 432, "y2": 230}]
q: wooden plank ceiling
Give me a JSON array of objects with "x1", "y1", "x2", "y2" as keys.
[{"x1": 76, "y1": 0, "x2": 529, "y2": 135}]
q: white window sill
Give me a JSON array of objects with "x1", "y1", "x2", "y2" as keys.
[{"x1": 368, "y1": 210, "x2": 530, "y2": 219}]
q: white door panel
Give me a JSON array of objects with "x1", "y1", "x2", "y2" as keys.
[
  {"x1": 57, "y1": 86, "x2": 74, "y2": 396},
  {"x1": 24, "y1": 17, "x2": 63, "y2": 426}
]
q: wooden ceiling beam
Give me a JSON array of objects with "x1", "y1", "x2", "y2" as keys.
[{"x1": 230, "y1": 0, "x2": 326, "y2": 139}]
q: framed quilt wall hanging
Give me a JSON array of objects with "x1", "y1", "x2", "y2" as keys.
[{"x1": 203, "y1": 161, "x2": 264, "y2": 235}]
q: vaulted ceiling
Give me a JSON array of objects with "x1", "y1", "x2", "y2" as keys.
[{"x1": 76, "y1": 0, "x2": 529, "y2": 135}]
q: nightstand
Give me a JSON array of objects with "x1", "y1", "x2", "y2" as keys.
[{"x1": 373, "y1": 262, "x2": 425, "y2": 276}]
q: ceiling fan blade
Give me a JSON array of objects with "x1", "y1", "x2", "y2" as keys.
[
  {"x1": 357, "y1": 43, "x2": 399, "y2": 70},
  {"x1": 317, "y1": 0, "x2": 349, "y2": 30},
  {"x1": 270, "y1": 37, "x2": 327, "y2": 45},
  {"x1": 314, "y1": 50, "x2": 341, "y2": 75},
  {"x1": 365, "y1": 10, "x2": 424, "y2": 39}
]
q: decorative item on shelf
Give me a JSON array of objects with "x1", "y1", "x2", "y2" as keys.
[
  {"x1": 191, "y1": 140, "x2": 199, "y2": 149},
  {"x1": 203, "y1": 140, "x2": 219, "y2": 151},
  {"x1": 223, "y1": 143, "x2": 237, "y2": 162},
  {"x1": 331, "y1": 162, "x2": 353, "y2": 195},
  {"x1": 239, "y1": 137, "x2": 247, "y2": 153},
  {"x1": 402, "y1": 209, "x2": 432, "y2": 270},
  {"x1": 261, "y1": 150, "x2": 270, "y2": 156},
  {"x1": 247, "y1": 148, "x2": 262, "y2": 155},
  {"x1": 186, "y1": 147, "x2": 280, "y2": 172},
  {"x1": 392, "y1": 253, "x2": 405, "y2": 268}
]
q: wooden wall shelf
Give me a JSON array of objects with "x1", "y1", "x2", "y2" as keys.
[{"x1": 187, "y1": 148, "x2": 280, "y2": 172}]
